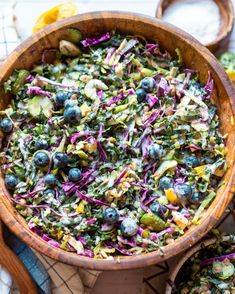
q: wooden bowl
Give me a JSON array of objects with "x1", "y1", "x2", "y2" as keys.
[
  {"x1": 0, "y1": 12, "x2": 235, "y2": 271},
  {"x1": 165, "y1": 235, "x2": 235, "y2": 293},
  {"x1": 156, "y1": 0, "x2": 234, "y2": 53}
]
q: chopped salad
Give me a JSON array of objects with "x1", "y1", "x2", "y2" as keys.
[
  {"x1": 177, "y1": 236, "x2": 235, "y2": 293},
  {"x1": 0, "y1": 30, "x2": 226, "y2": 258}
]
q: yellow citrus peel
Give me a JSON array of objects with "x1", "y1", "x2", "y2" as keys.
[
  {"x1": 76, "y1": 201, "x2": 86, "y2": 214},
  {"x1": 32, "y1": 2, "x2": 78, "y2": 33},
  {"x1": 165, "y1": 188, "x2": 178, "y2": 204},
  {"x1": 193, "y1": 165, "x2": 207, "y2": 177}
]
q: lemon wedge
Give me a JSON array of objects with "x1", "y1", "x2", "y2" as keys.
[{"x1": 32, "y1": 2, "x2": 78, "y2": 33}]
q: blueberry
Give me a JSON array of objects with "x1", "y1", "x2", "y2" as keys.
[
  {"x1": 103, "y1": 207, "x2": 119, "y2": 224},
  {"x1": 55, "y1": 91, "x2": 70, "y2": 106},
  {"x1": 201, "y1": 156, "x2": 214, "y2": 164},
  {"x1": 136, "y1": 88, "x2": 147, "y2": 102},
  {"x1": 141, "y1": 77, "x2": 156, "y2": 93},
  {"x1": 63, "y1": 106, "x2": 81, "y2": 123},
  {"x1": 44, "y1": 174, "x2": 57, "y2": 187},
  {"x1": 191, "y1": 191, "x2": 205, "y2": 203},
  {"x1": 64, "y1": 99, "x2": 78, "y2": 109},
  {"x1": 5, "y1": 174, "x2": 19, "y2": 190},
  {"x1": 35, "y1": 139, "x2": 48, "y2": 150},
  {"x1": 33, "y1": 151, "x2": 50, "y2": 167},
  {"x1": 68, "y1": 168, "x2": 82, "y2": 182},
  {"x1": 210, "y1": 178, "x2": 218, "y2": 187},
  {"x1": 44, "y1": 189, "x2": 56, "y2": 197},
  {"x1": 73, "y1": 64, "x2": 88, "y2": 72},
  {"x1": 120, "y1": 217, "x2": 138, "y2": 237},
  {"x1": 184, "y1": 155, "x2": 199, "y2": 168},
  {"x1": 53, "y1": 152, "x2": 69, "y2": 168},
  {"x1": 159, "y1": 176, "x2": 173, "y2": 191},
  {"x1": 148, "y1": 143, "x2": 163, "y2": 159},
  {"x1": 0, "y1": 118, "x2": 13, "y2": 133},
  {"x1": 150, "y1": 202, "x2": 167, "y2": 218},
  {"x1": 174, "y1": 184, "x2": 192, "y2": 200}
]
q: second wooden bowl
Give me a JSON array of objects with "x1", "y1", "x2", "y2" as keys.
[
  {"x1": 156, "y1": 0, "x2": 234, "y2": 53},
  {"x1": 165, "y1": 235, "x2": 235, "y2": 293},
  {"x1": 0, "y1": 12, "x2": 235, "y2": 270}
]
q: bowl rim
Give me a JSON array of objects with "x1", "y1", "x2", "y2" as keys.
[
  {"x1": 0, "y1": 11, "x2": 235, "y2": 270},
  {"x1": 165, "y1": 235, "x2": 235, "y2": 293},
  {"x1": 155, "y1": 0, "x2": 235, "y2": 50}
]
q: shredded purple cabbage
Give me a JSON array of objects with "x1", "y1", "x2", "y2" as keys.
[
  {"x1": 110, "y1": 242, "x2": 133, "y2": 256},
  {"x1": 117, "y1": 236, "x2": 136, "y2": 247},
  {"x1": 142, "y1": 44, "x2": 159, "y2": 55},
  {"x1": 97, "y1": 141, "x2": 107, "y2": 161},
  {"x1": 13, "y1": 199, "x2": 63, "y2": 216},
  {"x1": 175, "y1": 177, "x2": 187, "y2": 184},
  {"x1": 143, "y1": 43, "x2": 170, "y2": 58},
  {"x1": 97, "y1": 90, "x2": 103, "y2": 102},
  {"x1": 81, "y1": 32, "x2": 111, "y2": 47},
  {"x1": 62, "y1": 182, "x2": 77, "y2": 194},
  {"x1": 25, "y1": 75, "x2": 34, "y2": 83},
  {"x1": 19, "y1": 188, "x2": 44, "y2": 199},
  {"x1": 203, "y1": 72, "x2": 214, "y2": 99},
  {"x1": 70, "y1": 131, "x2": 91, "y2": 144},
  {"x1": 134, "y1": 127, "x2": 152, "y2": 148},
  {"x1": 144, "y1": 196, "x2": 157, "y2": 206},
  {"x1": 62, "y1": 168, "x2": 97, "y2": 195},
  {"x1": 185, "y1": 144, "x2": 202, "y2": 151},
  {"x1": 28, "y1": 221, "x2": 36, "y2": 229},
  {"x1": 143, "y1": 110, "x2": 160, "y2": 128},
  {"x1": 55, "y1": 188, "x2": 61, "y2": 204},
  {"x1": 85, "y1": 218, "x2": 97, "y2": 225},
  {"x1": 157, "y1": 77, "x2": 170, "y2": 96},
  {"x1": 165, "y1": 204, "x2": 180, "y2": 210},
  {"x1": 141, "y1": 135, "x2": 152, "y2": 159},
  {"x1": 76, "y1": 236, "x2": 87, "y2": 245},
  {"x1": 102, "y1": 92, "x2": 124, "y2": 109},
  {"x1": 146, "y1": 94, "x2": 158, "y2": 108},
  {"x1": 149, "y1": 227, "x2": 175, "y2": 241},
  {"x1": 114, "y1": 168, "x2": 128, "y2": 185},
  {"x1": 47, "y1": 118, "x2": 53, "y2": 128},
  {"x1": 183, "y1": 68, "x2": 197, "y2": 74},
  {"x1": 140, "y1": 202, "x2": 150, "y2": 212},
  {"x1": 68, "y1": 212, "x2": 79, "y2": 217},
  {"x1": 42, "y1": 234, "x2": 61, "y2": 248},
  {"x1": 47, "y1": 239, "x2": 61, "y2": 248},
  {"x1": 201, "y1": 252, "x2": 235, "y2": 267},
  {"x1": 29, "y1": 224, "x2": 44, "y2": 236},
  {"x1": 78, "y1": 251, "x2": 94, "y2": 258},
  {"x1": 79, "y1": 172, "x2": 98, "y2": 190},
  {"x1": 101, "y1": 223, "x2": 114, "y2": 231},
  {"x1": 75, "y1": 190, "x2": 109, "y2": 206},
  {"x1": 137, "y1": 227, "x2": 144, "y2": 236}
]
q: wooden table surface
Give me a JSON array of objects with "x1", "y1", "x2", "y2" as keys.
[{"x1": 0, "y1": 0, "x2": 234, "y2": 293}]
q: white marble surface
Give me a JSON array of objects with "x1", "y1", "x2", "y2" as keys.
[{"x1": 0, "y1": 0, "x2": 158, "y2": 40}]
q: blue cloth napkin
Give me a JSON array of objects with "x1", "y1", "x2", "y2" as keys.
[{"x1": 4, "y1": 226, "x2": 51, "y2": 294}]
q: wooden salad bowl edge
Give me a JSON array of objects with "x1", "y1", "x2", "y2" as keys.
[{"x1": 0, "y1": 11, "x2": 235, "y2": 270}]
